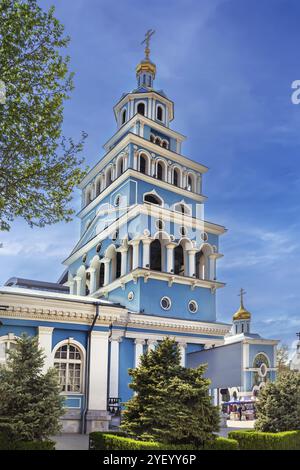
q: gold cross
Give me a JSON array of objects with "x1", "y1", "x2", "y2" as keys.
[
  {"x1": 238, "y1": 288, "x2": 246, "y2": 307},
  {"x1": 141, "y1": 29, "x2": 155, "y2": 60}
]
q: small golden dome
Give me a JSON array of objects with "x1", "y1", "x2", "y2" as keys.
[
  {"x1": 233, "y1": 288, "x2": 251, "y2": 321},
  {"x1": 136, "y1": 59, "x2": 156, "y2": 79},
  {"x1": 233, "y1": 305, "x2": 251, "y2": 321}
]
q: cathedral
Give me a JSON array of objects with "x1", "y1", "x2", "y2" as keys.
[{"x1": 0, "y1": 33, "x2": 278, "y2": 433}]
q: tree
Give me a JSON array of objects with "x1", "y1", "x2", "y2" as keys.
[
  {"x1": 276, "y1": 343, "x2": 290, "y2": 374},
  {"x1": 121, "y1": 338, "x2": 220, "y2": 447},
  {"x1": 0, "y1": 0, "x2": 87, "y2": 231},
  {"x1": 255, "y1": 370, "x2": 300, "y2": 432},
  {"x1": 0, "y1": 334, "x2": 64, "y2": 441}
]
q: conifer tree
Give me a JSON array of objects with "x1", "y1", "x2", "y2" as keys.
[
  {"x1": 121, "y1": 338, "x2": 219, "y2": 446},
  {"x1": 0, "y1": 334, "x2": 64, "y2": 441},
  {"x1": 255, "y1": 370, "x2": 300, "y2": 432}
]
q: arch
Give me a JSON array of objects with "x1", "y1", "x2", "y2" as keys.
[
  {"x1": 155, "y1": 136, "x2": 162, "y2": 146},
  {"x1": 253, "y1": 353, "x2": 270, "y2": 368},
  {"x1": 0, "y1": 334, "x2": 17, "y2": 365},
  {"x1": 144, "y1": 191, "x2": 163, "y2": 206},
  {"x1": 150, "y1": 239, "x2": 162, "y2": 271},
  {"x1": 187, "y1": 173, "x2": 195, "y2": 192},
  {"x1": 128, "y1": 244, "x2": 133, "y2": 272},
  {"x1": 138, "y1": 152, "x2": 150, "y2": 175},
  {"x1": 85, "y1": 186, "x2": 93, "y2": 206},
  {"x1": 137, "y1": 102, "x2": 145, "y2": 115},
  {"x1": 116, "y1": 154, "x2": 125, "y2": 178},
  {"x1": 52, "y1": 340, "x2": 85, "y2": 393},
  {"x1": 105, "y1": 244, "x2": 118, "y2": 282},
  {"x1": 99, "y1": 262, "x2": 105, "y2": 288},
  {"x1": 90, "y1": 255, "x2": 101, "y2": 291},
  {"x1": 162, "y1": 139, "x2": 169, "y2": 149},
  {"x1": 195, "y1": 243, "x2": 213, "y2": 280},
  {"x1": 173, "y1": 166, "x2": 182, "y2": 187},
  {"x1": 150, "y1": 133, "x2": 155, "y2": 143},
  {"x1": 156, "y1": 104, "x2": 163, "y2": 121},
  {"x1": 95, "y1": 176, "x2": 102, "y2": 197},
  {"x1": 156, "y1": 159, "x2": 166, "y2": 181},
  {"x1": 121, "y1": 108, "x2": 127, "y2": 125},
  {"x1": 174, "y1": 244, "x2": 184, "y2": 276},
  {"x1": 105, "y1": 165, "x2": 113, "y2": 187},
  {"x1": 174, "y1": 201, "x2": 191, "y2": 216}
]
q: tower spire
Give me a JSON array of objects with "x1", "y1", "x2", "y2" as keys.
[
  {"x1": 238, "y1": 288, "x2": 246, "y2": 309},
  {"x1": 141, "y1": 29, "x2": 155, "y2": 61}
]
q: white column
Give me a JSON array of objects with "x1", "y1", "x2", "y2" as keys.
[
  {"x1": 88, "y1": 331, "x2": 110, "y2": 410},
  {"x1": 119, "y1": 248, "x2": 128, "y2": 276},
  {"x1": 134, "y1": 339, "x2": 145, "y2": 368},
  {"x1": 74, "y1": 276, "x2": 83, "y2": 295},
  {"x1": 38, "y1": 327, "x2": 54, "y2": 373},
  {"x1": 208, "y1": 255, "x2": 215, "y2": 280},
  {"x1": 88, "y1": 268, "x2": 97, "y2": 294},
  {"x1": 142, "y1": 238, "x2": 152, "y2": 268},
  {"x1": 187, "y1": 250, "x2": 197, "y2": 277},
  {"x1": 166, "y1": 243, "x2": 176, "y2": 273},
  {"x1": 102, "y1": 258, "x2": 110, "y2": 286},
  {"x1": 131, "y1": 240, "x2": 140, "y2": 270},
  {"x1": 133, "y1": 149, "x2": 138, "y2": 170},
  {"x1": 148, "y1": 340, "x2": 157, "y2": 352},
  {"x1": 109, "y1": 335, "x2": 122, "y2": 399},
  {"x1": 178, "y1": 342, "x2": 187, "y2": 367},
  {"x1": 69, "y1": 280, "x2": 75, "y2": 295}
]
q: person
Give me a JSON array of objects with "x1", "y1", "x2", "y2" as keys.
[{"x1": 238, "y1": 404, "x2": 243, "y2": 421}]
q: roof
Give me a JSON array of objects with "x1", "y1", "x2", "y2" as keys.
[{"x1": 4, "y1": 277, "x2": 69, "y2": 294}]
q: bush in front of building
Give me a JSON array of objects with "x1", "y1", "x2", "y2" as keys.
[
  {"x1": 89, "y1": 432, "x2": 238, "y2": 450},
  {"x1": 0, "y1": 432, "x2": 55, "y2": 450},
  {"x1": 254, "y1": 371, "x2": 300, "y2": 432},
  {"x1": 228, "y1": 430, "x2": 300, "y2": 450},
  {"x1": 121, "y1": 338, "x2": 220, "y2": 448},
  {"x1": 0, "y1": 334, "x2": 64, "y2": 445}
]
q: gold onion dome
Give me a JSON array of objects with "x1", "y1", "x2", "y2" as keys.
[
  {"x1": 136, "y1": 59, "x2": 156, "y2": 79},
  {"x1": 233, "y1": 289, "x2": 251, "y2": 321}
]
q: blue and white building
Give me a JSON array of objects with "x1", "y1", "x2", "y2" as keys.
[{"x1": 0, "y1": 38, "x2": 278, "y2": 432}]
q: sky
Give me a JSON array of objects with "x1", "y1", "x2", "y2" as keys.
[{"x1": 1, "y1": 0, "x2": 300, "y2": 354}]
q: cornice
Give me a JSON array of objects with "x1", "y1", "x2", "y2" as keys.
[
  {"x1": 79, "y1": 132, "x2": 208, "y2": 189},
  {"x1": 103, "y1": 114, "x2": 186, "y2": 152},
  {"x1": 92, "y1": 268, "x2": 225, "y2": 298},
  {"x1": 77, "y1": 169, "x2": 206, "y2": 219}
]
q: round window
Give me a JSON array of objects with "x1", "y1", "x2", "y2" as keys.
[
  {"x1": 201, "y1": 232, "x2": 208, "y2": 242},
  {"x1": 128, "y1": 291, "x2": 134, "y2": 301},
  {"x1": 96, "y1": 242, "x2": 102, "y2": 253},
  {"x1": 82, "y1": 253, "x2": 87, "y2": 263},
  {"x1": 156, "y1": 219, "x2": 164, "y2": 230},
  {"x1": 259, "y1": 363, "x2": 267, "y2": 377},
  {"x1": 160, "y1": 296, "x2": 171, "y2": 310},
  {"x1": 188, "y1": 300, "x2": 198, "y2": 313}
]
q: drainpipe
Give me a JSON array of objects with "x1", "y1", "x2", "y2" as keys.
[{"x1": 81, "y1": 302, "x2": 100, "y2": 434}]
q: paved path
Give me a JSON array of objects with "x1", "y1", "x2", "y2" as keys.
[{"x1": 53, "y1": 434, "x2": 89, "y2": 450}]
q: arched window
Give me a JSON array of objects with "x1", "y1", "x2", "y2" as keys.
[
  {"x1": 121, "y1": 109, "x2": 127, "y2": 125},
  {"x1": 150, "y1": 134, "x2": 155, "y2": 143},
  {"x1": 155, "y1": 136, "x2": 161, "y2": 146},
  {"x1": 174, "y1": 244, "x2": 184, "y2": 276},
  {"x1": 157, "y1": 162, "x2": 163, "y2": 181},
  {"x1": 162, "y1": 140, "x2": 168, "y2": 149},
  {"x1": 139, "y1": 154, "x2": 147, "y2": 174},
  {"x1": 150, "y1": 239, "x2": 162, "y2": 271},
  {"x1": 195, "y1": 251, "x2": 206, "y2": 279},
  {"x1": 137, "y1": 102, "x2": 145, "y2": 115},
  {"x1": 99, "y1": 263, "x2": 104, "y2": 288},
  {"x1": 144, "y1": 193, "x2": 162, "y2": 206},
  {"x1": 95, "y1": 178, "x2": 101, "y2": 197},
  {"x1": 128, "y1": 245, "x2": 133, "y2": 272},
  {"x1": 173, "y1": 168, "x2": 180, "y2": 187},
  {"x1": 253, "y1": 353, "x2": 269, "y2": 369},
  {"x1": 54, "y1": 344, "x2": 83, "y2": 393},
  {"x1": 106, "y1": 167, "x2": 112, "y2": 186},
  {"x1": 0, "y1": 337, "x2": 17, "y2": 365},
  {"x1": 157, "y1": 105, "x2": 163, "y2": 121},
  {"x1": 187, "y1": 174, "x2": 195, "y2": 192},
  {"x1": 174, "y1": 203, "x2": 190, "y2": 215},
  {"x1": 116, "y1": 252, "x2": 122, "y2": 279},
  {"x1": 86, "y1": 188, "x2": 93, "y2": 206}
]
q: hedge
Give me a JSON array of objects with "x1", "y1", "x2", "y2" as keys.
[
  {"x1": 0, "y1": 432, "x2": 55, "y2": 451},
  {"x1": 228, "y1": 430, "x2": 300, "y2": 450},
  {"x1": 89, "y1": 432, "x2": 238, "y2": 451}
]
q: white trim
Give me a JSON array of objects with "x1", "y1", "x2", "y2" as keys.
[{"x1": 160, "y1": 296, "x2": 172, "y2": 310}]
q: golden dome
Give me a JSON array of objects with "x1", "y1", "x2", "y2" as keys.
[
  {"x1": 233, "y1": 288, "x2": 251, "y2": 321},
  {"x1": 233, "y1": 305, "x2": 251, "y2": 321},
  {"x1": 136, "y1": 60, "x2": 156, "y2": 79}
]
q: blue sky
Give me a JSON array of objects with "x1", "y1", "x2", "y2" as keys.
[{"x1": 1, "y1": 0, "x2": 300, "y2": 353}]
